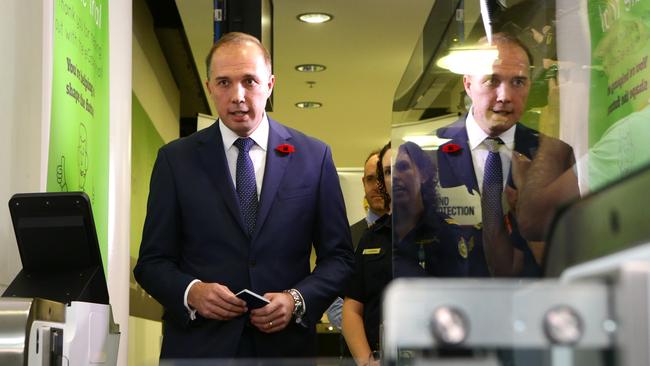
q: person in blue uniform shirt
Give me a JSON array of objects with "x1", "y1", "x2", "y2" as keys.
[
  {"x1": 133, "y1": 32, "x2": 354, "y2": 359},
  {"x1": 436, "y1": 32, "x2": 552, "y2": 277},
  {"x1": 342, "y1": 141, "x2": 464, "y2": 365}
]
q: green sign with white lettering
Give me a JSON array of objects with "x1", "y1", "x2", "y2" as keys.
[
  {"x1": 587, "y1": 0, "x2": 650, "y2": 190},
  {"x1": 47, "y1": 0, "x2": 109, "y2": 270}
]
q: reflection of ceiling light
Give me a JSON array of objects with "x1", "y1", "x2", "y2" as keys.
[
  {"x1": 436, "y1": 46, "x2": 499, "y2": 75},
  {"x1": 295, "y1": 101, "x2": 322, "y2": 109},
  {"x1": 295, "y1": 64, "x2": 326, "y2": 72},
  {"x1": 402, "y1": 135, "x2": 451, "y2": 149},
  {"x1": 297, "y1": 13, "x2": 333, "y2": 24}
]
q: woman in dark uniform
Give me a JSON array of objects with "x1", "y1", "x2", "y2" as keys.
[
  {"x1": 342, "y1": 142, "x2": 465, "y2": 366},
  {"x1": 391, "y1": 141, "x2": 466, "y2": 277},
  {"x1": 342, "y1": 142, "x2": 392, "y2": 366}
]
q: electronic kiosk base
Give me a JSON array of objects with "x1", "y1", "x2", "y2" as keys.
[
  {"x1": 0, "y1": 193, "x2": 120, "y2": 366},
  {"x1": 383, "y1": 164, "x2": 650, "y2": 365}
]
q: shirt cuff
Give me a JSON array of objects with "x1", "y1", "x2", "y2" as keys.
[{"x1": 184, "y1": 279, "x2": 201, "y2": 321}]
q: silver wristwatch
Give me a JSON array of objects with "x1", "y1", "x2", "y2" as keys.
[{"x1": 285, "y1": 288, "x2": 305, "y2": 322}]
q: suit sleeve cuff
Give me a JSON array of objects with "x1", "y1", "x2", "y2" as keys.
[{"x1": 184, "y1": 279, "x2": 201, "y2": 321}]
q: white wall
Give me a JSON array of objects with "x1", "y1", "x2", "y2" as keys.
[
  {"x1": 109, "y1": 1, "x2": 133, "y2": 365},
  {"x1": 338, "y1": 169, "x2": 366, "y2": 224},
  {"x1": 0, "y1": 1, "x2": 47, "y2": 292}
]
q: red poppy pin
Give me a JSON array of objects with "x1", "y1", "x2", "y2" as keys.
[
  {"x1": 275, "y1": 143, "x2": 295, "y2": 154},
  {"x1": 441, "y1": 143, "x2": 462, "y2": 154}
]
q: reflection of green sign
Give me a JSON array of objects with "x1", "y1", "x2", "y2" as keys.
[
  {"x1": 47, "y1": 0, "x2": 109, "y2": 271},
  {"x1": 588, "y1": 0, "x2": 650, "y2": 144},
  {"x1": 586, "y1": 0, "x2": 650, "y2": 191}
]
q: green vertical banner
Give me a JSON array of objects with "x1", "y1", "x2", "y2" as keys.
[
  {"x1": 48, "y1": 0, "x2": 110, "y2": 271},
  {"x1": 587, "y1": 0, "x2": 650, "y2": 189}
]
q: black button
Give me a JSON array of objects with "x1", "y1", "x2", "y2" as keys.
[{"x1": 249, "y1": 260, "x2": 256, "y2": 267}]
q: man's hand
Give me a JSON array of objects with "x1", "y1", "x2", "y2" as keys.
[
  {"x1": 250, "y1": 292, "x2": 295, "y2": 333},
  {"x1": 187, "y1": 282, "x2": 247, "y2": 320}
]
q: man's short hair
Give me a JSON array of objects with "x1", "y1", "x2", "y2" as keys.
[
  {"x1": 205, "y1": 32, "x2": 272, "y2": 80},
  {"x1": 364, "y1": 149, "x2": 381, "y2": 166},
  {"x1": 479, "y1": 32, "x2": 534, "y2": 71}
]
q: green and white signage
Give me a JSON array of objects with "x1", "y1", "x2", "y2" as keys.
[{"x1": 47, "y1": 0, "x2": 109, "y2": 269}]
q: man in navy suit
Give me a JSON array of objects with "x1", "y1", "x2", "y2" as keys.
[
  {"x1": 436, "y1": 33, "x2": 543, "y2": 277},
  {"x1": 134, "y1": 32, "x2": 354, "y2": 358}
]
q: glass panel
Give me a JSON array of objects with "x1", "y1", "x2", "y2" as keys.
[{"x1": 386, "y1": 0, "x2": 650, "y2": 364}]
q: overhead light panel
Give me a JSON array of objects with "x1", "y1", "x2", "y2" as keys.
[
  {"x1": 297, "y1": 13, "x2": 333, "y2": 24},
  {"x1": 295, "y1": 101, "x2": 322, "y2": 109},
  {"x1": 295, "y1": 64, "x2": 327, "y2": 72},
  {"x1": 436, "y1": 46, "x2": 498, "y2": 75}
]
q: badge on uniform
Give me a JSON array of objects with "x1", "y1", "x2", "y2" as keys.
[
  {"x1": 458, "y1": 238, "x2": 468, "y2": 259},
  {"x1": 362, "y1": 248, "x2": 381, "y2": 255},
  {"x1": 415, "y1": 237, "x2": 439, "y2": 246}
]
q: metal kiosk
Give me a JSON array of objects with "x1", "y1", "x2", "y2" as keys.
[
  {"x1": 383, "y1": 164, "x2": 650, "y2": 366},
  {"x1": 0, "y1": 192, "x2": 120, "y2": 366}
]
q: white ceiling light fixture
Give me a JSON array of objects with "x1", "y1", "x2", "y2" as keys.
[
  {"x1": 297, "y1": 13, "x2": 333, "y2": 24},
  {"x1": 295, "y1": 64, "x2": 327, "y2": 72},
  {"x1": 436, "y1": 46, "x2": 499, "y2": 75},
  {"x1": 295, "y1": 101, "x2": 322, "y2": 109}
]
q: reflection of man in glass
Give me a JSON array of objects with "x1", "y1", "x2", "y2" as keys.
[
  {"x1": 436, "y1": 33, "x2": 548, "y2": 277},
  {"x1": 516, "y1": 13, "x2": 650, "y2": 241},
  {"x1": 516, "y1": 101, "x2": 650, "y2": 241}
]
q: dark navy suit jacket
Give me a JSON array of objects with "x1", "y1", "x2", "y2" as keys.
[
  {"x1": 436, "y1": 115, "x2": 541, "y2": 277},
  {"x1": 134, "y1": 119, "x2": 355, "y2": 358}
]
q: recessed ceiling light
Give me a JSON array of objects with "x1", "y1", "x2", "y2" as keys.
[
  {"x1": 295, "y1": 64, "x2": 327, "y2": 72},
  {"x1": 297, "y1": 13, "x2": 333, "y2": 24},
  {"x1": 295, "y1": 101, "x2": 322, "y2": 109}
]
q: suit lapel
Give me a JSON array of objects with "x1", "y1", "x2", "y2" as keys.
[
  {"x1": 513, "y1": 123, "x2": 540, "y2": 159},
  {"x1": 252, "y1": 119, "x2": 292, "y2": 240},
  {"x1": 196, "y1": 123, "x2": 247, "y2": 233},
  {"x1": 438, "y1": 117, "x2": 479, "y2": 193},
  {"x1": 507, "y1": 123, "x2": 540, "y2": 188}
]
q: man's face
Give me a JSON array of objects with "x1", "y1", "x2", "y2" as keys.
[
  {"x1": 381, "y1": 149, "x2": 393, "y2": 200},
  {"x1": 362, "y1": 154, "x2": 385, "y2": 214},
  {"x1": 464, "y1": 43, "x2": 531, "y2": 137},
  {"x1": 206, "y1": 42, "x2": 275, "y2": 137}
]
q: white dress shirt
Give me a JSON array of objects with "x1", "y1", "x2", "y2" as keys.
[
  {"x1": 184, "y1": 115, "x2": 270, "y2": 319},
  {"x1": 465, "y1": 108, "x2": 517, "y2": 194},
  {"x1": 219, "y1": 116, "x2": 269, "y2": 196}
]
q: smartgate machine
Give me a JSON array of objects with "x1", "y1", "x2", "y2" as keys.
[
  {"x1": 0, "y1": 193, "x2": 119, "y2": 366},
  {"x1": 383, "y1": 164, "x2": 650, "y2": 366}
]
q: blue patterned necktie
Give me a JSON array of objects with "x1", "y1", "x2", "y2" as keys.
[
  {"x1": 234, "y1": 138, "x2": 258, "y2": 236},
  {"x1": 482, "y1": 137, "x2": 504, "y2": 226}
]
